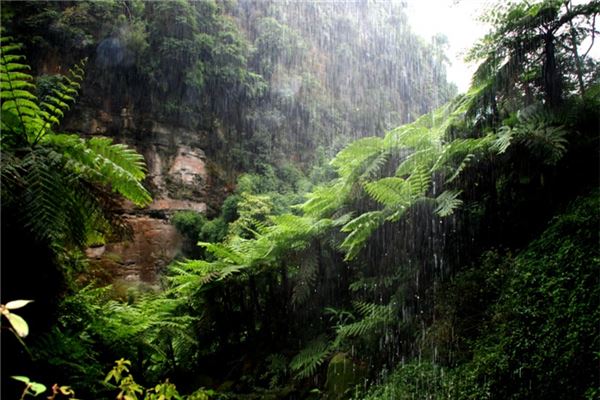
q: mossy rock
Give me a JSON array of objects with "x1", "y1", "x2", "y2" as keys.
[{"x1": 325, "y1": 352, "x2": 365, "y2": 399}]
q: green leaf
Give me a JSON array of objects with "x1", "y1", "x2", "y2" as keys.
[
  {"x1": 435, "y1": 190, "x2": 464, "y2": 217},
  {"x1": 30, "y1": 382, "x2": 47, "y2": 396},
  {"x1": 7, "y1": 312, "x2": 29, "y2": 337},
  {"x1": 11, "y1": 376, "x2": 31, "y2": 384},
  {"x1": 5, "y1": 299, "x2": 33, "y2": 310}
]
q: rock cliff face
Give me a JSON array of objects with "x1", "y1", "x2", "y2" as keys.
[
  {"x1": 85, "y1": 216, "x2": 182, "y2": 285},
  {"x1": 66, "y1": 106, "x2": 225, "y2": 284}
]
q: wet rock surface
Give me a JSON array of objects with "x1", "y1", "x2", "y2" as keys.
[
  {"x1": 72, "y1": 107, "x2": 217, "y2": 285},
  {"x1": 86, "y1": 215, "x2": 183, "y2": 285}
]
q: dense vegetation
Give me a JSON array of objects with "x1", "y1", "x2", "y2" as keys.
[
  {"x1": 2, "y1": 0, "x2": 599, "y2": 399},
  {"x1": 1, "y1": 0, "x2": 454, "y2": 177}
]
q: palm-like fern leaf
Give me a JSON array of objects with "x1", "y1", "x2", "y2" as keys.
[
  {"x1": 330, "y1": 137, "x2": 385, "y2": 179},
  {"x1": 364, "y1": 177, "x2": 409, "y2": 207},
  {"x1": 434, "y1": 190, "x2": 463, "y2": 217},
  {"x1": 514, "y1": 105, "x2": 568, "y2": 164},
  {"x1": 340, "y1": 211, "x2": 384, "y2": 261},
  {"x1": 336, "y1": 301, "x2": 394, "y2": 339},
  {"x1": 1, "y1": 36, "x2": 151, "y2": 252},
  {"x1": 291, "y1": 251, "x2": 318, "y2": 307},
  {"x1": 493, "y1": 125, "x2": 514, "y2": 154},
  {"x1": 44, "y1": 134, "x2": 151, "y2": 206},
  {"x1": 199, "y1": 242, "x2": 245, "y2": 264},
  {"x1": 301, "y1": 181, "x2": 349, "y2": 218},
  {"x1": 493, "y1": 105, "x2": 568, "y2": 164},
  {"x1": 0, "y1": 36, "x2": 43, "y2": 139},
  {"x1": 290, "y1": 336, "x2": 332, "y2": 379},
  {"x1": 38, "y1": 60, "x2": 85, "y2": 130},
  {"x1": 395, "y1": 147, "x2": 438, "y2": 177}
]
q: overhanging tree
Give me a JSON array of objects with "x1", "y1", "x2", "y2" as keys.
[{"x1": 468, "y1": 0, "x2": 599, "y2": 112}]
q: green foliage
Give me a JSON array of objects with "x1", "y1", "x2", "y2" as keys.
[
  {"x1": 290, "y1": 336, "x2": 332, "y2": 380},
  {"x1": 261, "y1": 354, "x2": 289, "y2": 389},
  {"x1": 356, "y1": 362, "x2": 473, "y2": 400},
  {"x1": 104, "y1": 358, "x2": 213, "y2": 400},
  {"x1": 5, "y1": 2, "x2": 598, "y2": 399},
  {"x1": 1, "y1": 299, "x2": 33, "y2": 338},
  {"x1": 0, "y1": 34, "x2": 151, "y2": 254},
  {"x1": 369, "y1": 192, "x2": 600, "y2": 400},
  {"x1": 336, "y1": 302, "x2": 394, "y2": 339},
  {"x1": 29, "y1": 286, "x2": 197, "y2": 395},
  {"x1": 12, "y1": 376, "x2": 48, "y2": 399},
  {"x1": 434, "y1": 190, "x2": 463, "y2": 217},
  {"x1": 12, "y1": 358, "x2": 216, "y2": 400},
  {"x1": 468, "y1": 0, "x2": 599, "y2": 110},
  {"x1": 466, "y1": 191, "x2": 600, "y2": 399},
  {"x1": 172, "y1": 211, "x2": 207, "y2": 244},
  {"x1": 290, "y1": 252, "x2": 318, "y2": 307},
  {"x1": 493, "y1": 104, "x2": 568, "y2": 164},
  {"x1": 312, "y1": 92, "x2": 499, "y2": 261}
]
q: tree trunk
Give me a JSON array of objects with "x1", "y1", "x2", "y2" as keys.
[
  {"x1": 543, "y1": 31, "x2": 562, "y2": 108},
  {"x1": 565, "y1": 1, "x2": 586, "y2": 96}
]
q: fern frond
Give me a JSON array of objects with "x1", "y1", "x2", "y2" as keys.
[
  {"x1": 395, "y1": 147, "x2": 438, "y2": 177},
  {"x1": 493, "y1": 105, "x2": 568, "y2": 164},
  {"x1": 377, "y1": 165, "x2": 430, "y2": 219},
  {"x1": 290, "y1": 336, "x2": 331, "y2": 379},
  {"x1": 434, "y1": 190, "x2": 463, "y2": 217},
  {"x1": 39, "y1": 60, "x2": 86, "y2": 129},
  {"x1": 0, "y1": 36, "x2": 45, "y2": 139},
  {"x1": 493, "y1": 125, "x2": 514, "y2": 154},
  {"x1": 331, "y1": 137, "x2": 385, "y2": 179},
  {"x1": 87, "y1": 137, "x2": 147, "y2": 179},
  {"x1": 291, "y1": 252, "x2": 318, "y2": 307},
  {"x1": 199, "y1": 242, "x2": 245, "y2": 265},
  {"x1": 45, "y1": 134, "x2": 151, "y2": 206},
  {"x1": 336, "y1": 302, "x2": 394, "y2": 339},
  {"x1": 445, "y1": 153, "x2": 475, "y2": 183},
  {"x1": 384, "y1": 124, "x2": 434, "y2": 150},
  {"x1": 20, "y1": 148, "x2": 101, "y2": 246},
  {"x1": 264, "y1": 354, "x2": 288, "y2": 388},
  {"x1": 516, "y1": 106, "x2": 568, "y2": 164},
  {"x1": 301, "y1": 181, "x2": 349, "y2": 218},
  {"x1": 359, "y1": 149, "x2": 391, "y2": 182},
  {"x1": 348, "y1": 274, "x2": 399, "y2": 293},
  {"x1": 217, "y1": 263, "x2": 248, "y2": 281},
  {"x1": 364, "y1": 177, "x2": 407, "y2": 207},
  {"x1": 340, "y1": 211, "x2": 384, "y2": 261},
  {"x1": 432, "y1": 135, "x2": 493, "y2": 175},
  {"x1": 21, "y1": 151, "x2": 69, "y2": 242}
]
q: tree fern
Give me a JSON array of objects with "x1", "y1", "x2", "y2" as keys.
[
  {"x1": 199, "y1": 242, "x2": 246, "y2": 265},
  {"x1": 1, "y1": 35, "x2": 151, "y2": 253},
  {"x1": 514, "y1": 105, "x2": 568, "y2": 164}
]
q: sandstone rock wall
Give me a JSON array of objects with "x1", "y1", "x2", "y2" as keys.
[{"x1": 68, "y1": 106, "x2": 223, "y2": 285}]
